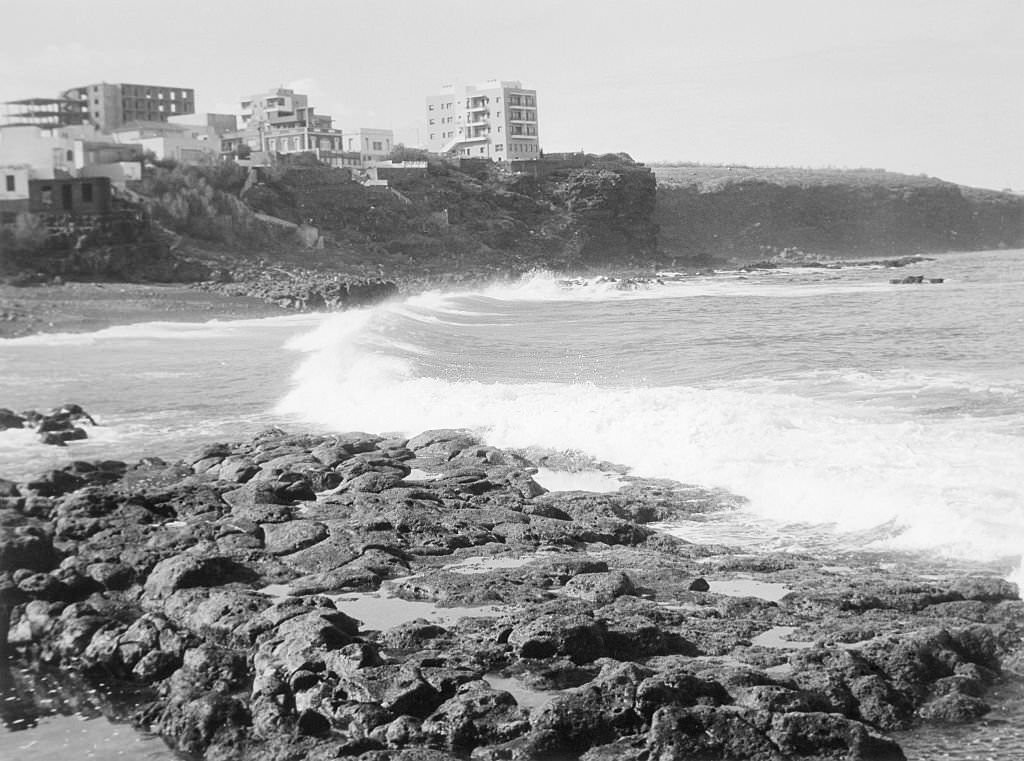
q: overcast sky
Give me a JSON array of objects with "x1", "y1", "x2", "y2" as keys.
[{"x1": 2, "y1": 0, "x2": 1021, "y2": 190}]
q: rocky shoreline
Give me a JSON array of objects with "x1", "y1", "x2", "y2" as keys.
[{"x1": 2, "y1": 425, "x2": 1021, "y2": 760}]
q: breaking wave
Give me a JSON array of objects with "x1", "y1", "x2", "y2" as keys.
[{"x1": 276, "y1": 277, "x2": 1024, "y2": 571}]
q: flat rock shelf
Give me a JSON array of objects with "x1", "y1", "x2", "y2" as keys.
[{"x1": 2, "y1": 426, "x2": 1022, "y2": 760}]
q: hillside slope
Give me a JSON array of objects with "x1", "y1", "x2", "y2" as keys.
[{"x1": 654, "y1": 165, "x2": 1024, "y2": 262}]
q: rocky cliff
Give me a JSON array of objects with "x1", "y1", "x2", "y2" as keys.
[
  {"x1": 238, "y1": 154, "x2": 659, "y2": 274},
  {"x1": 654, "y1": 165, "x2": 1024, "y2": 263}
]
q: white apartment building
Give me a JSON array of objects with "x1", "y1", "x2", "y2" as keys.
[{"x1": 425, "y1": 80, "x2": 539, "y2": 161}]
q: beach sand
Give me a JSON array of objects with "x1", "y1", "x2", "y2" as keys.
[{"x1": 0, "y1": 282, "x2": 290, "y2": 339}]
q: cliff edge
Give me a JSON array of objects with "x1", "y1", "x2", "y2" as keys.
[{"x1": 654, "y1": 165, "x2": 1024, "y2": 263}]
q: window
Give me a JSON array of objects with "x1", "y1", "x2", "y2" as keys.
[
  {"x1": 82, "y1": 183, "x2": 93, "y2": 203},
  {"x1": 372, "y1": 141, "x2": 382, "y2": 151},
  {"x1": 40, "y1": 186, "x2": 53, "y2": 206},
  {"x1": 495, "y1": 144, "x2": 504, "y2": 152},
  {"x1": 430, "y1": 133, "x2": 435, "y2": 140},
  {"x1": 429, "y1": 119, "x2": 435, "y2": 125},
  {"x1": 4, "y1": 175, "x2": 14, "y2": 192},
  {"x1": 66, "y1": 150, "x2": 73, "y2": 161},
  {"x1": 428, "y1": 104, "x2": 434, "y2": 111}
]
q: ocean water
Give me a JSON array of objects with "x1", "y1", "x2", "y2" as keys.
[{"x1": 2, "y1": 249, "x2": 1024, "y2": 757}]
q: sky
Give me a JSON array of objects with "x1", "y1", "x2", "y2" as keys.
[{"x1": 2, "y1": 0, "x2": 1021, "y2": 190}]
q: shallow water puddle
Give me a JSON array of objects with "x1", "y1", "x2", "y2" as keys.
[
  {"x1": 259, "y1": 581, "x2": 506, "y2": 631},
  {"x1": 484, "y1": 674, "x2": 562, "y2": 712},
  {"x1": 750, "y1": 626, "x2": 814, "y2": 649},
  {"x1": 532, "y1": 467, "x2": 625, "y2": 493},
  {"x1": 2, "y1": 712, "x2": 178, "y2": 761},
  {"x1": 707, "y1": 578, "x2": 792, "y2": 602},
  {"x1": 439, "y1": 555, "x2": 537, "y2": 575},
  {"x1": 895, "y1": 678, "x2": 1024, "y2": 761},
  {"x1": 404, "y1": 468, "x2": 441, "y2": 482},
  {"x1": 328, "y1": 593, "x2": 505, "y2": 631}
]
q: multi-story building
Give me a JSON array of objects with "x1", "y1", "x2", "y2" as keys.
[
  {"x1": 425, "y1": 80, "x2": 539, "y2": 161},
  {"x1": 341, "y1": 128, "x2": 394, "y2": 165},
  {"x1": 221, "y1": 87, "x2": 345, "y2": 167},
  {"x1": 61, "y1": 83, "x2": 195, "y2": 133}
]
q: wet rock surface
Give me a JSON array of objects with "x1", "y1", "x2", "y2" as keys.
[
  {"x1": 0, "y1": 403, "x2": 98, "y2": 446},
  {"x1": 2, "y1": 426, "x2": 1021, "y2": 760}
]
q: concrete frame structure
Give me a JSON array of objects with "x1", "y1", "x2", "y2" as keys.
[
  {"x1": 1, "y1": 98, "x2": 83, "y2": 128},
  {"x1": 61, "y1": 83, "x2": 195, "y2": 133},
  {"x1": 425, "y1": 80, "x2": 539, "y2": 162}
]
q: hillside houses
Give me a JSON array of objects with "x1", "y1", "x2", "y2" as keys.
[{"x1": 1, "y1": 76, "x2": 542, "y2": 223}]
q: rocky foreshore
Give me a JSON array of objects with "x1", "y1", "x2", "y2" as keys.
[
  {"x1": 2, "y1": 427, "x2": 1022, "y2": 760},
  {"x1": 0, "y1": 403, "x2": 97, "y2": 446}
]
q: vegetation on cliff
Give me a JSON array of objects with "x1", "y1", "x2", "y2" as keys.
[
  {"x1": 654, "y1": 164, "x2": 1024, "y2": 262},
  {"x1": 5, "y1": 156, "x2": 1022, "y2": 294}
]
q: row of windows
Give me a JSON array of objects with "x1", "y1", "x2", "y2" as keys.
[
  {"x1": 509, "y1": 110, "x2": 537, "y2": 121},
  {"x1": 122, "y1": 101, "x2": 192, "y2": 114},
  {"x1": 510, "y1": 125, "x2": 537, "y2": 136},
  {"x1": 37, "y1": 182, "x2": 95, "y2": 204},
  {"x1": 449, "y1": 142, "x2": 541, "y2": 157},
  {"x1": 110, "y1": 85, "x2": 191, "y2": 100}
]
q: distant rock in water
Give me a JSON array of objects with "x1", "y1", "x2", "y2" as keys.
[
  {"x1": 890, "y1": 275, "x2": 945, "y2": 284},
  {"x1": 0, "y1": 403, "x2": 97, "y2": 446}
]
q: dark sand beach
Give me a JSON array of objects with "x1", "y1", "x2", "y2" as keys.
[{"x1": 0, "y1": 282, "x2": 291, "y2": 340}]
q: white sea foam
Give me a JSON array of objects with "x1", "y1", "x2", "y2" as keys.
[
  {"x1": 276, "y1": 298, "x2": 1024, "y2": 570},
  {"x1": 1, "y1": 313, "x2": 318, "y2": 347}
]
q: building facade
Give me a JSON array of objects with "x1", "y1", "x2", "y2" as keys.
[
  {"x1": 425, "y1": 80, "x2": 539, "y2": 161},
  {"x1": 28, "y1": 177, "x2": 112, "y2": 215},
  {"x1": 221, "y1": 87, "x2": 345, "y2": 167},
  {"x1": 112, "y1": 117, "x2": 232, "y2": 164},
  {"x1": 58, "y1": 83, "x2": 195, "y2": 133},
  {"x1": 341, "y1": 128, "x2": 394, "y2": 165}
]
